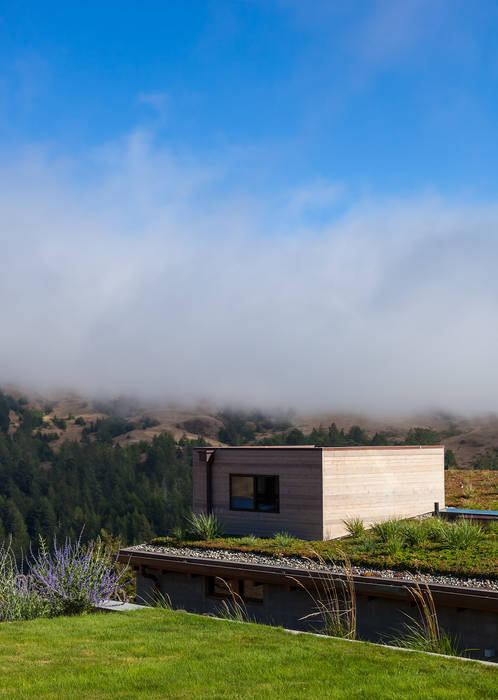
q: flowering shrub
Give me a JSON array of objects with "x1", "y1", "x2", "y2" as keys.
[
  {"x1": 30, "y1": 535, "x2": 130, "y2": 616},
  {"x1": 0, "y1": 534, "x2": 130, "y2": 621}
]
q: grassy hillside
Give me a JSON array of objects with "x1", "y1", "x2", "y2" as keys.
[{"x1": 0, "y1": 608, "x2": 495, "y2": 699}]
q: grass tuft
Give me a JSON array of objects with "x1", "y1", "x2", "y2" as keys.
[
  {"x1": 185, "y1": 512, "x2": 225, "y2": 540},
  {"x1": 390, "y1": 580, "x2": 462, "y2": 656},
  {"x1": 272, "y1": 532, "x2": 295, "y2": 547},
  {"x1": 440, "y1": 520, "x2": 483, "y2": 550},
  {"x1": 343, "y1": 517, "x2": 365, "y2": 539},
  {"x1": 291, "y1": 551, "x2": 357, "y2": 639}
]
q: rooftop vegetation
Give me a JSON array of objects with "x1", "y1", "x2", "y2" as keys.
[
  {"x1": 0, "y1": 608, "x2": 495, "y2": 699},
  {"x1": 150, "y1": 516, "x2": 498, "y2": 579},
  {"x1": 445, "y1": 470, "x2": 498, "y2": 510}
]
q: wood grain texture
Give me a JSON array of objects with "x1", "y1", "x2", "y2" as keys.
[
  {"x1": 193, "y1": 446, "x2": 445, "y2": 541},
  {"x1": 322, "y1": 447, "x2": 445, "y2": 539},
  {"x1": 194, "y1": 448, "x2": 323, "y2": 539}
]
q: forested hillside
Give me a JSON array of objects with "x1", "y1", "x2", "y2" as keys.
[
  {"x1": 0, "y1": 391, "x2": 202, "y2": 555},
  {"x1": 2, "y1": 387, "x2": 498, "y2": 557}
]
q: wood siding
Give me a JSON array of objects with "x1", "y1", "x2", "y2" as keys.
[
  {"x1": 194, "y1": 448, "x2": 323, "y2": 540},
  {"x1": 193, "y1": 446, "x2": 445, "y2": 541},
  {"x1": 322, "y1": 447, "x2": 445, "y2": 539},
  {"x1": 192, "y1": 450, "x2": 208, "y2": 514}
]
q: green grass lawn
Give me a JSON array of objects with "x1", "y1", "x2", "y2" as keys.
[{"x1": 0, "y1": 608, "x2": 495, "y2": 699}]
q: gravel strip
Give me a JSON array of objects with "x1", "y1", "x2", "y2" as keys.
[{"x1": 128, "y1": 544, "x2": 498, "y2": 591}]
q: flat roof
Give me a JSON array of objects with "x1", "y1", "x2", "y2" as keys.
[{"x1": 194, "y1": 445, "x2": 444, "y2": 451}]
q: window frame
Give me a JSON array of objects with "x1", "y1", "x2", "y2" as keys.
[
  {"x1": 229, "y1": 474, "x2": 280, "y2": 513},
  {"x1": 205, "y1": 576, "x2": 264, "y2": 605}
]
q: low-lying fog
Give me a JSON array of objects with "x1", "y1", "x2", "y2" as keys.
[{"x1": 2, "y1": 133, "x2": 498, "y2": 415}]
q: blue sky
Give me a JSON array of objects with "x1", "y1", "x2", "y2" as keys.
[
  {"x1": 1, "y1": 0, "x2": 498, "y2": 199},
  {"x1": 2, "y1": 1, "x2": 498, "y2": 412}
]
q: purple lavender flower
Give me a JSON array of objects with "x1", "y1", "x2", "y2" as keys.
[{"x1": 29, "y1": 533, "x2": 130, "y2": 615}]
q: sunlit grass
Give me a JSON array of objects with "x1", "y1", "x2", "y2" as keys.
[{"x1": 0, "y1": 608, "x2": 496, "y2": 699}]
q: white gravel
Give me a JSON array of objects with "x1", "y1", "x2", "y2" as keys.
[{"x1": 128, "y1": 543, "x2": 498, "y2": 592}]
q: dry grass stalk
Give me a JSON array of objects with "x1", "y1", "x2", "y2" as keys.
[
  {"x1": 288, "y1": 550, "x2": 357, "y2": 639},
  {"x1": 391, "y1": 576, "x2": 461, "y2": 655},
  {"x1": 215, "y1": 577, "x2": 249, "y2": 623},
  {"x1": 407, "y1": 579, "x2": 440, "y2": 648}
]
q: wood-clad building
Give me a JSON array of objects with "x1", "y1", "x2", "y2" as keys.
[{"x1": 193, "y1": 445, "x2": 445, "y2": 539}]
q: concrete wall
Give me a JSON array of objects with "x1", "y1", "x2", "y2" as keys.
[
  {"x1": 322, "y1": 447, "x2": 445, "y2": 539},
  {"x1": 194, "y1": 447, "x2": 323, "y2": 540},
  {"x1": 136, "y1": 571, "x2": 497, "y2": 662}
]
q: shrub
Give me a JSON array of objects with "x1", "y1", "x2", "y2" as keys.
[
  {"x1": 422, "y1": 517, "x2": 448, "y2": 542},
  {"x1": 171, "y1": 526, "x2": 188, "y2": 541},
  {"x1": 356, "y1": 536, "x2": 378, "y2": 555},
  {"x1": 30, "y1": 535, "x2": 130, "y2": 616},
  {"x1": 185, "y1": 512, "x2": 224, "y2": 540},
  {"x1": 343, "y1": 518, "x2": 365, "y2": 539},
  {"x1": 139, "y1": 416, "x2": 160, "y2": 429}
]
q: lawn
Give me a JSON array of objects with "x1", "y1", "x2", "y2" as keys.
[{"x1": 0, "y1": 608, "x2": 496, "y2": 699}]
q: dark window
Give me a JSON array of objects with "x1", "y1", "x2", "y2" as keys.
[
  {"x1": 240, "y1": 579, "x2": 264, "y2": 603},
  {"x1": 230, "y1": 475, "x2": 254, "y2": 510},
  {"x1": 209, "y1": 577, "x2": 236, "y2": 598},
  {"x1": 230, "y1": 474, "x2": 279, "y2": 512},
  {"x1": 206, "y1": 576, "x2": 264, "y2": 604}
]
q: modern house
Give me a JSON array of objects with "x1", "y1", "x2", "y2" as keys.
[
  {"x1": 119, "y1": 444, "x2": 498, "y2": 661},
  {"x1": 193, "y1": 445, "x2": 445, "y2": 539}
]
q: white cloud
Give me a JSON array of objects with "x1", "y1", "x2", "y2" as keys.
[
  {"x1": 285, "y1": 180, "x2": 344, "y2": 215},
  {"x1": 1, "y1": 133, "x2": 498, "y2": 414}
]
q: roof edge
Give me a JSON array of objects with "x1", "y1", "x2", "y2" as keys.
[{"x1": 194, "y1": 445, "x2": 444, "y2": 452}]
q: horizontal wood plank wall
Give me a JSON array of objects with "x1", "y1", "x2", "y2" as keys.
[
  {"x1": 321, "y1": 447, "x2": 445, "y2": 539},
  {"x1": 195, "y1": 448, "x2": 323, "y2": 540},
  {"x1": 192, "y1": 450, "x2": 207, "y2": 513}
]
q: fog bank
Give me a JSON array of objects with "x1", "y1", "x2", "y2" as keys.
[{"x1": 2, "y1": 133, "x2": 498, "y2": 414}]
